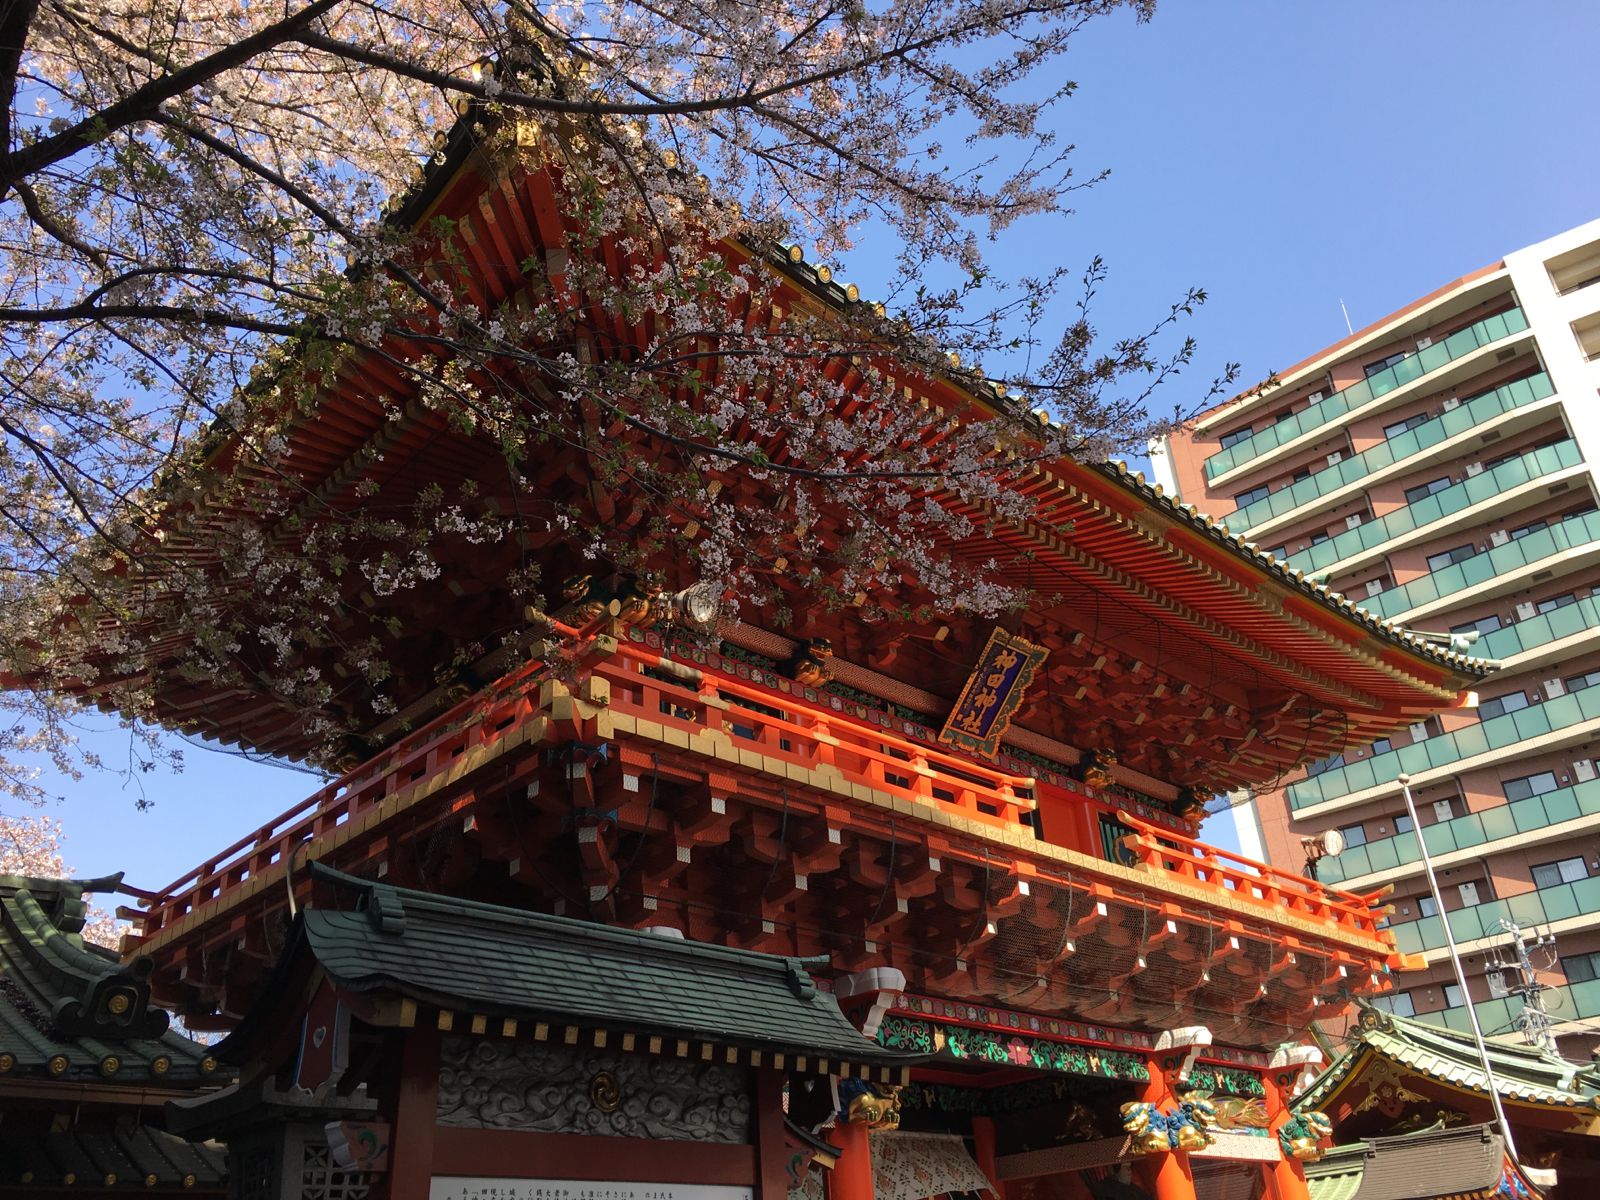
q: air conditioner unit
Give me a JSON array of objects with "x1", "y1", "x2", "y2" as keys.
[
  {"x1": 1308, "y1": 391, "x2": 1325, "y2": 404},
  {"x1": 1326, "y1": 450, "x2": 1344, "y2": 466},
  {"x1": 1442, "y1": 396, "x2": 1460, "y2": 412},
  {"x1": 1346, "y1": 513, "x2": 1364, "y2": 530},
  {"x1": 1575, "y1": 759, "x2": 1597, "y2": 782},
  {"x1": 1432, "y1": 799, "x2": 1454, "y2": 821},
  {"x1": 1544, "y1": 678, "x2": 1567, "y2": 699},
  {"x1": 1417, "y1": 336, "x2": 1434, "y2": 350},
  {"x1": 1515, "y1": 602, "x2": 1537, "y2": 620},
  {"x1": 1465, "y1": 461, "x2": 1485, "y2": 477},
  {"x1": 1366, "y1": 579, "x2": 1385, "y2": 597},
  {"x1": 1490, "y1": 529, "x2": 1510, "y2": 547},
  {"x1": 1409, "y1": 722, "x2": 1430, "y2": 741}
]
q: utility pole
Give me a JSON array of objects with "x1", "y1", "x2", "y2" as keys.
[{"x1": 1485, "y1": 918, "x2": 1559, "y2": 1053}]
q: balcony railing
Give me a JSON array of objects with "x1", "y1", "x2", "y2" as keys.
[
  {"x1": 1432, "y1": 976, "x2": 1600, "y2": 1037},
  {"x1": 1389, "y1": 872, "x2": 1600, "y2": 955},
  {"x1": 1289, "y1": 679, "x2": 1600, "y2": 812},
  {"x1": 1357, "y1": 509, "x2": 1600, "y2": 622},
  {"x1": 1319, "y1": 777, "x2": 1600, "y2": 885},
  {"x1": 1203, "y1": 308, "x2": 1530, "y2": 482},
  {"x1": 1228, "y1": 375, "x2": 1557, "y2": 534},
  {"x1": 1475, "y1": 594, "x2": 1600, "y2": 663},
  {"x1": 1283, "y1": 439, "x2": 1582, "y2": 576}
]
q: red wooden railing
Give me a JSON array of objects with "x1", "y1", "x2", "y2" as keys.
[
  {"x1": 1117, "y1": 813, "x2": 1387, "y2": 940},
  {"x1": 124, "y1": 625, "x2": 1390, "y2": 950}
]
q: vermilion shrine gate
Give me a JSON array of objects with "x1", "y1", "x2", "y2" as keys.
[{"x1": 63, "y1": 112, "x2": 1493, "y2": 1200}]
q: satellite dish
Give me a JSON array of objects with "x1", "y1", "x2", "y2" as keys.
[{"x1": 1316, "y1": 828, "x2": 1347, "y2": 857}]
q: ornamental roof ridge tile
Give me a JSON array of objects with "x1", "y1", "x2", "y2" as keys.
[{"x1": 0, "y1": 873, "x2": 223, "y2": 1087}]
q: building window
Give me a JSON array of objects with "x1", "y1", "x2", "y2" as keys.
[
  {"x1": 1443, "y1": 983, "x2": 1465, "y2": 1008},
  {"x1": 1219, "y1": 425, "x2": 1254, "y2": 450},
  {"x1": 1452, "y1": 613, "x2": 1503, "y2": 637},
  {"x1": 1503, "y1": 772, "x2": 1559, "y2": 802},
  {"x1": 1235, "y1": 483, "x2": 1271, "y2": 507},
  {"x1": 1338, "y1": 823, "x2": 1367, "y2": 849},
  {"x1": 1371, "y1": 738, "x2": 1393, "y2": 756},
  {"x1": 1416, "y1": 894, "x2": 1438, "y2": 918},
  {"x1": 1267, "y1": 545, "x2": 1288, "y2": 560},
  {"x1": 1365, "y1": 350, "x2": 1411, "y2": 379},
  {"x1": 1426, "y1": 544, "x2": 1477, "y2": 573},
  {"x1": 1306, "y1": 753, "x2": 1346, "y2": 778},
  {"x1": 1536, "y1": 592, "x2": 1579, "y2": 615},
  {"x1": 1510, "y1": 519, "x2": 1549, "y2": 541},
  {"x1": 1392, "y1": 811, "x2": 1412, "y2": 833},
  {"x1": 1403, "y1": 477, "x2": 1453, "y2": 505},
  {"x1": 1563, "y1": 951, "x2": 1600, "y2": 983},
  {"x1": 1478, "y1": 691, "x2": 1531, "y2": 721},
  {"x1": 1383, "y1": 412, "x2": 1430, "y2": 439},
  {"x1": 1566, "y1": 668, "x2": 1600, "y2": 694},
  {"x1": 1292, "y1": 468, "x2": 1312, "y2": 483},
  {"x1": 1372, "y1": 991, "x2": 1415, "y2": 1017},
  {"x1": 1531, "y1": 856, "x2": 1589, "y2": 889}
]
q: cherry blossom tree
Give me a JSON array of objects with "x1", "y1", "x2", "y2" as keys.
[{"x1": 0, "y1": 0, "x2": 1233, "y2": 793}]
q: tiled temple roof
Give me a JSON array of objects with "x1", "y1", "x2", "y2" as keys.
[{"x1": 0, "y1": 874, "x2": 223, "y2": 1086}]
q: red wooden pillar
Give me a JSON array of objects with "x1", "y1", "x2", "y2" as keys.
[
  {"x1": 971, "y1": 1115, "x2": 1003, "y2": 1200},
  {"x1": 826, "y1": 1119, "x2": 875, "y2": 1200},
  {"x1": 1135, "y1": 1050, "x2": 1198, "y2": 1200},
  {"x1": 386, "y1": 1027, "x2": 442, "y2": 1200},
  {"x1": 754, "y1": 1069, "x2": 791, "y2": 1200},
  {"x1": 1261, "y1": 1058, "x2": 1314, "y2": 1200}
]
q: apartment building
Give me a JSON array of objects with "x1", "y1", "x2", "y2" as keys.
[{"x1": 1153, "y1": 218, "x2": 1600, "y2": 1057}]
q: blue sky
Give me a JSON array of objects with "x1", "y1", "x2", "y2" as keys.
[{"x1": 22, "y1": 1, "x2": 1600, "y2": 887}]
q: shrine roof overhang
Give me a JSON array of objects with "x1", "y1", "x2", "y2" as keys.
[
  {"x1": 1303, "y1": 1124, "x2": 1535, "y2": 1200},
  {"x1": 0, "y1": 874, "x2": 224, "y2": 1089},
  {"x1": 1298, "y1": 1004, "x2": 1600, "y2": 1119},
  {"x1": 0, "y1": 1123, "x2": 227, "y2": 1194},
  {"x1": 64, "y1": 120, "x2": 1485, "y2": 775},
  {"x1": 216, "y1": 863, "x2": 919, "y2": 1082}
]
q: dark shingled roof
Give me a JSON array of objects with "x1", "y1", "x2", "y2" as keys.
[
  {"x1": 221, "y1": 864, "x2": 921, "y2": 1076},
  {"x1": 0, "y1": 874, "x2": 222, "y2": 1086},
  {"x1": 0, "y1": 1121, "x2": 226, "y2": 1193},
  {"x1": 1305, "y1": 1124, "x2": 1534, "y2": 1200}
]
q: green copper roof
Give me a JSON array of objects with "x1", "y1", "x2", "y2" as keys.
[
  {"x1": 0, "y1": 874, "x2": 221, "y2": 1086},
  {"x1": 1299, "y1": 1003, "x2": 1600, "y2": 1113},
  {"x1": 224, "y1": 864, "x2": 920, "y2": 1074}
]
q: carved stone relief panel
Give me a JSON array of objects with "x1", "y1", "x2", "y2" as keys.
[{"x1": 437, "y1": 1037, "x2": 752, "y2": 1144}]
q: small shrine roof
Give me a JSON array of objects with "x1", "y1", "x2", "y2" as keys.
[
  {"x1": 1304, "y1": 1124, "x2": 1532, "y2": 1200},
  {"x1": 1298, "y1": 1002, "x2": 1600, "y2": 1114},
  {"x1": 221, "y1": 864, "x2": 920, "y2": 1078},
  {"x1": 0, "y1": 874, "x2": 221, "y2": 1086}
]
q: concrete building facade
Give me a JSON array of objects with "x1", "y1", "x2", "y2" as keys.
[{"x1": 1154, "y1": 218, "x2": 1600, "y2": 1057}]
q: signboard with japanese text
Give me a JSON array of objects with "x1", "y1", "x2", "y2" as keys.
[{"x1": 429, "y1": 1181, "x2": 755, "y2": 1200}]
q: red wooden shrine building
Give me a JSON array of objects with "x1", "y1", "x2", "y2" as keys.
[{"x1": 70, "y1": 110, "x2": 1495, "y2": 1200}]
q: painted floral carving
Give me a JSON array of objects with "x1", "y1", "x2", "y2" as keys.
[{"x1": 877, "y1": 1015, "x2": 1149, "y2": 1081}]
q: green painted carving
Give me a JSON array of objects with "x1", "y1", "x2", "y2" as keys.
[
  {"x1": 876, "y1": 1015, "x2": 1149, "y2": 1082},
  {"x1": 1186, "y1": 1063, "x2": 1266, "y2": 1098}
]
